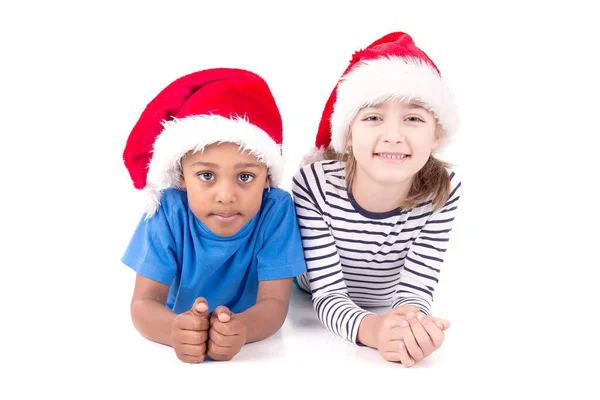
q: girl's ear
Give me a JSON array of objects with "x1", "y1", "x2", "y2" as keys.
[{"x1": 431, "y1": 138, "x2": 439, "y2": 153}]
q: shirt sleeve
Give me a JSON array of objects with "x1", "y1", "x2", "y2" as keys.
[
  {"x1": 292, "y1": 164, "x2": 374, "y2": 344},
  {"x1": 392, "y1": 174, "x2": 462, "y2": 315},
  {"x1": 255, "y1": 192, "x2": 308, "y2": 281},
  {"x1": 121, "y1": 204, "x2": 178, "y2": 286}
]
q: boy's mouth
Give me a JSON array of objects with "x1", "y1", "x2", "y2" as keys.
[{"x1": 211, "y1": 212, "x2": 241, "y2": 223}]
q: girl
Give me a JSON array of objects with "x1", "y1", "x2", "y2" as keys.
[{"x1": 292, "y1": 32, "x2": 461, "y2": 367}]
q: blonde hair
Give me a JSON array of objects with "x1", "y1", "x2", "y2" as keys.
[{"x1": 324, "y1": 122, "x2": 453, "y2": 211}]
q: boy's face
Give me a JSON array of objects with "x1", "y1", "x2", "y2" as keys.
[{"x1": 180, "y1": 142, "x2": 269, "y2": 237}]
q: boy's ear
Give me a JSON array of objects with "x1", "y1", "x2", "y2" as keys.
[{"x1": 179, "y1": 174, "x2": 187, "y2": 189}]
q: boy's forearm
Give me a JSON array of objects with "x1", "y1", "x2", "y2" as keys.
[
  {"x1": 130, "y1": 298, "x2": 176, "y2": 347},
  {"x1": 235, "y1": 297, "x2": 288, "y2": 344}
]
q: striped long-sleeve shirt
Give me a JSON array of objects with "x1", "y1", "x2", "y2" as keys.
[{"x1": 291, "y1": 160, "x2": 461, "y2": 343}]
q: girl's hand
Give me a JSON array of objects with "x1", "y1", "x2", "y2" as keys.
[{"x1": 400, "y1": 312, "x2": 446, "y2": 364}]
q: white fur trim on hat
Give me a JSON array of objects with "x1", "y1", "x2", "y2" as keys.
[
  {"x1": 144, "y1": 114, "x2": 283, "y2": 218},
  {"x1": 330, "y1": 56, "x2": 459, "y2": 153},
  {"x1": 299, "y1": 145, "x2": 327, "y2": 167}
]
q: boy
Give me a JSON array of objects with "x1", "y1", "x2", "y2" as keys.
[{"x1": 121, "y1": 68, "x2": 307, "y2": 363}]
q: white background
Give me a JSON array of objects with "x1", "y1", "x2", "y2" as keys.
[{"x1": 1, "y1": 1, "x2": 599, "y2": 398}]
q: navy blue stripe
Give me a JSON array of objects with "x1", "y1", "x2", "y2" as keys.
[
  {"x1": 340, "y1": 255, "x2": 403, "y2": 265},
  {"x1": 403, "y1": 266, "x2": 439, "y2": 283},
  {"x1": 307, "y1": 261, "x2": 340, "y2": 273},
  {"x1": 300, "y1": 168, "x2": 324, "y2": 215},
  {"x1": 306, "y1": 250, "x2": 338, "y2": 262},
  {"x1": 304, "y1": 241, "x2": 336, "y2": 251},
  {"x1": 337, "y1": 245, "x2": 408, "y2": 257},
  {"x1": 406, "y1": 255, "x2": 441, "y2": 273},
  {"x1": 341, "y1": 264, "x2": 402, "y2": 272},
  {"x1": 413, "y1": 251, "x2": 444, "y2": 263},
  {"x1": 298, "y1": 224, "x2": 329, "y2": 232},
  {"x1": 412, "y1": 242, "x2": 446, "y2": 253},
  {"x1": 309, "y1": 269, "x2": 341, "y2": 283},
  {"x1": 427, "y1": 217, "x2": 455, "y2": 224},
  {"x1": 347, "y1": 282, "x2": 399, "y2": 291},
  {"x1": 323, "y1": 166, "x2": 344, "y2": 173},
  {"x1": 312, "y1": 277, "x2": 345, "y2": 293},
  {"x1": 397, "y1": 282, "x2": 432, "y2": 296},
  {"x1": 419, "y1": 235, "x2": 449, "y2": 242},
  {"x1": 301, "y1": 233, "x2": 330, "y2": 240}
]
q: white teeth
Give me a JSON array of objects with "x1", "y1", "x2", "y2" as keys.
[{"x1": 378, "y1": 153, "x2": 406, "y2": 159}]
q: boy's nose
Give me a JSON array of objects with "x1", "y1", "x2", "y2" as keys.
[{"x1": 215, "y1": 182, "x2": 237, "y2": 203}]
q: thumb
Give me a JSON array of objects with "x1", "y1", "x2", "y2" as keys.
[
  {"x1": 190, "y1": 297, "x2": 209, "y2": 318},
  {"x1": 212, "y1": 305, "x2": 233, "y2": 322}
]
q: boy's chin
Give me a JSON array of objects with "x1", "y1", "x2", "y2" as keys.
[{"x1": 206, "y1": 224, "x2": 244, "y2": 238}]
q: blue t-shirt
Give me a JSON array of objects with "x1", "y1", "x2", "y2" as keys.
[{"x1": 121, "y1": 187, "x2": 307, "y2": 314}]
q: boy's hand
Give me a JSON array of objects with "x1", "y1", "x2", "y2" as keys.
[
  {"x1": 207, "y1": 306, "x2": 247, "y2": 361},
  {"x1": 170, "y1": 297, "x2": 210, "y2": 363}
]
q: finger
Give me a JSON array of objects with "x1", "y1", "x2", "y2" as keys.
[
  {"x1": 207, "y1": 338, "x2": 234, "y2": 361},
  {"x1": 212, "y1": 305, "x2": 233, "y2": 323},
  {"x1": 433, "y1": 317, "x2": 451, "y2": 331},
  {"x1": 208, "y1": 327, "x2": 231, "y2": 347},
  {"x1": 379, "y1": 314, "x2": 408, "y2": 330},
  {"x1": 177, "y1": 343, "x2": 206, "y2": 357},
  {"x1": 401, "y1": 317, "x2": 424, "y2": 362},
  {"x1": 409, "y1": 315, "x2": 435, "y2": 357},
  {"x1": 175, "y1": 314, "x2": 210, "y2": 331},
  {"x1": 379, "y1": 338, "x2": 405, "y2": 353},
  {"x1": 176, "y1": 353, "x2": 206, "y2": 364},
  {"x1": 190, "y1": 297, "x2": 210, "y2": 318},
  {"x1": 397, "y1": 341, "x2": 415, "y2": 367},
  {"x1": 213, "y1": 319, "x2": 246, "y2": 336},
  {"x1": 177, "y1": 329, "x2": 208, "y2": 345},
  {"x1": 442, "y1": 319, "x2": 451, "y2": 330},
  {"x1": 420, "y1": 315, "x2": 446, "y2": 349},
  {"x1": 381, "y1": 351, "x2": 403, "y2": 362},
  {"x1": 434, "y1": 319, "x2": 444, "y2": 330},
  {"x1": 390, "y1": 305, "x2": 420, "y2": 316}
]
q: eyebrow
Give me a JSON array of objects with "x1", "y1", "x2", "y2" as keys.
[
  {"x1": 408, "y1": 103, "x2": 429, "y2": 111},
  {"x1": 190, "y1": 161, "x2": 263, "y2": 169},
  {"x1": 362, "y1": 102, "x2": 429, "y2": 112}
]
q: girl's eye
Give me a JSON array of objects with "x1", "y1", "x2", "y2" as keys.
[
  {"x1": 406, "y1": 116, "x2": 425, "y2": 123},
  {"x1": 238, "y1": 173, "x2": 255, "y2": 183},
  {"x1": 198, "y1": 172, "x2": 214, "y2": 181},
  {"x1": 362, "y1": 115, "x2": 381, "y2": 122}
]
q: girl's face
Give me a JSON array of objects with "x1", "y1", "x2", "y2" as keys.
[
  {"x1": 349, "y1": 99, "x2": 439, "y2": 187},
  {"x1": 180, "y1": 142, "x2": 269, "y2": 237}
]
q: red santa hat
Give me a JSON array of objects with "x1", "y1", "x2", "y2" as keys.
[
  {"x1": 123, "y1": 68, "x2": 284, "y2": 218},
  {"x1": 303, "y1": 31, "x2": 459, "y2": 165}
]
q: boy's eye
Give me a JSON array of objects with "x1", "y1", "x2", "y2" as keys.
[
  {"x1": 198, "y1": 172, "x2": 214, "y2": 181},
  {"x1": 238, "y1": 173, "x2": 255, "y2": 183},
  {"x1": 406, "y1": 116, "x2": 425, "y2": 123}
]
